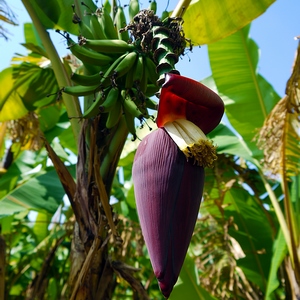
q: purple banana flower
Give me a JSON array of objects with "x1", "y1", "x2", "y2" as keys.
[
  {"x1": 133, "y1": 128, "x2": 204, "y2": 298},
  {"x1": 132, "y1": 73, "x2": 224, "y2": 298}
]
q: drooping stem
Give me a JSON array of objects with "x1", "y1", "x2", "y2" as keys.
[
  {"x1": 259, "y1": 170, "x2": 292, "y2": 261},
  {"x1": 171, "y1": 0, "x2": 192, "y2": 18},
  {"x1": 21, "y1": 0, "x2": 82, "y2": 144}
]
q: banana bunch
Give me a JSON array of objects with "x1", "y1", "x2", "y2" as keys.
[{"x1": 61, "y1": 2, "x2": 161, "y2": 137}]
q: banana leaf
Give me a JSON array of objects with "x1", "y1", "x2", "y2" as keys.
[
  {"x1": 170, "y1": 255, "x2": 217, "y2": 300},
  {"x1": 183, "y1": 0, "x2": 275, "y2": 45},
  {"x1": 265, "y1": 228, "x2": 287, "y2": 299},
  {"x1": 208, "y1": 24, "x2": 280, "y2": 159},
  {"x1": 26, "y1": 0, "x2": 96, "y2": 34},
  {"x1": 0, "y1": 164, "x2": 75, "y2": 217}
]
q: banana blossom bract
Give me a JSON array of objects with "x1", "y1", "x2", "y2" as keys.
[{"x1": 132, "y1": 73, "x2": 224, "y2": 298}]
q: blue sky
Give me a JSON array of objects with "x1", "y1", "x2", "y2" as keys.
[{"x1": 0, "y1": 0, "x2": 299, "y2": 97}]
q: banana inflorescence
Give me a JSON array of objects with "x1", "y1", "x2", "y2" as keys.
[{"x1": 62, "y1": 1, "x2": 187, "y2": 137}]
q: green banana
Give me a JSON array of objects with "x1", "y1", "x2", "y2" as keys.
[
  {"x1": 71, "y1": 5, "x2": 94, "y2": 39},
  {"x1": 106, "y1": 96, "x2": 122, "y2": 129},
  {"x1": 133, "y1": 54, "x2": 144, "y2": 84},
  {"x1": 145, "y1": 56, "x2": 159, "y2": 84},
  {"x1": 113, "y1": 51, "x2": 137, "y2": 79},
  {"x1": 103, "y1": 0, "x2": 111, "y2": 13},
  {"x1": 79, "y1": 1, "x2": 107, "y2": 40},
  {"x1": 63, "y1": 84, "x2": 101, "y2": 97},
  {"x1": 82, "y1": 91, "x2": 105, "y2": 118},
  {"x1": 145, "y1": 83, "x2": 160, "y2": 97},
  {"x1": 148, "y1": 0, "x2": 157, "y2": 14},
  {"x1": 161, "y1": 10, "x2": 169, "y2": 21},
  {"x1": 99, "y1": 87, "x2": 120, "y2": 113},
  {"x1": 125, "y1": 64, "x2": 135, "y2": 89},
  {"x1": 71, "y1": 72, "x2": 103, "y2": 86},
  {"x1": 79, "y1": 37, "x2": 134, "y2": 53},
  {"x1": 81, "y1": 86, "x2": 113, "y2": 119},
  {"x1": 76, "y1": 60, "x2": 103, "y2": 75},
  {"x1": 89, "y1": 14, "x2": 107, "y2": 39},
  {"x1": 78, "y1": 20, "x2": 94, "y2": 40},
  {"x1": 97, "y1": 7, "x2": 118, "y2": 39},
  {"x1": 139, "y1": 57, "x2": 148, "y2": 93},
  {"x1": 124, "y1": 110, "x2": 137, "y2": 138},
  {"x1": 121, "y1": 90, "x2": 143, "y2": 119},
  {"x1": 114, "y1": 6, "x2": 129, "y2": 42},
  {"x1": 65, "y1": 35, "x2": 114, "y2": 66},
  {"x1": 100, "y1": 114, "x2": 129, "y2": 179},
  {"x1": 129, "y1": 0, "x2": 140, "y2": 20},
  {"x1": 131, "y1": 90, "x2": 150, "y2": 118},
  {"x1": 145, "y1": 97, "x2": 158, "y2": 110},
  {"x1": 98, "y1": 52, "x2": 129, "y2": 87}
]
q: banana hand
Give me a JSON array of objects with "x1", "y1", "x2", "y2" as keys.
[{"x1": 79, "y1": 37, "x2": 134, "y2": 54}]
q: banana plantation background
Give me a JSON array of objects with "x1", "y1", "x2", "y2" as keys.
[{"x1": 0, "y1": 0, "x2": 299, "y2": 299}]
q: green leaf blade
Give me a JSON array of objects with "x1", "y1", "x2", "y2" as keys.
[
  {"x1": 208, "y1": 25, "x2": 280, "y2": 158},
  {"x1": 184, "y1": 0, "x2": 275, "y2": 45},
  {"x1": 170, "y1": 256, "x2": 218, "y2": 300}
]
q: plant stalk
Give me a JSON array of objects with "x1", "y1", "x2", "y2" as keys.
[
  {"x1": 171, "y1": 0, "x2": 192, "y2": 18},
  {"x1": 259, "y1": 170, "x2": 293, "y2": 262},
  {"x1": 21, "y1": 0, "x2": 82, "y2": 144}
]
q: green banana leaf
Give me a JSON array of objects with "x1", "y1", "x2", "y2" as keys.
[
  {"x1": 170, "y1": 255, "x2": 217, "y2": 300},
  {"x1": 265, "y1": 228, "x2": 287, "y2": 299},
  {"x1": 24, "y1": 22, "x2": 44, "y2": 48},
  {"x1": 209, "y1": 123, "x2": 258, "y2": 165},
  {"x1": 0, "y1": 165, "x2": 75, "y2": 217},
  {"x1": 0, "y1": 67, "x2": 28, "y2": 121},
  {"x1": 12, "y1": 23, "x2": 48, "y2": 63},
  {"x1": 33, "y1": 212, "x2": 51, "y2": 243},
  {"x1": 0, "y1": 63, "x2": 59, "y2": 121},
  {"x1": 208, "y1": 24, "x2": 280, "y2": 159},
  {"x1": 38, "y1": 105, "x2": 62, "y2": 133},
  {"x1": 26, "y1": 0, "x2": 96, "y2": 34},
  {"x1": 184, "y1": 0, "x2": 275, "y2": 45},
  {"x1": 225, "y1": 188, "x2": 274, "y2": 290}
]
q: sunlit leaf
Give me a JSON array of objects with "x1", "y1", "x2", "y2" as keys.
[
  {"x1": 13, "y1": 63, "x2": 58, "y2": 110},
  {"x1": 0, "y1": 67, "x2": 28, "y2": 121},
  {"x1": 20, "y1": 43, "x2": 48, "y2": 58},
  {"x1": 184, "y1": 0, "x2": 275, "y2": 45},
  {"x1": 265, "y1": 229, "x2": 287, "y2": 299},
  {"x1": 28, "y1": 0, "x2": 97, "y2": 34},
  {"x1": 0, "y1": 63, "x2": 60, "y2": 121},
  {"x1": 208, "y1": 25, "x2": 280, "y2": 158},
  {"x1": 0, "y1": 214, "x2": 14, "y2": 231},
  {"x1": 209, "y1": 123, "x2": 258, "y2": 165},
  {"x1": 33, "y1": 212, "x2": 51, "y2": 243},
  {"x1": 0, "y1": 166, "x2": 75, "y2": 217},
  {"x1": 170, "y1": 255, "x2": 217, "y2": 300},
  {"x1": 24, "y1": 22, "x2": 44, "y2": 50},
  {"x1": 12, "y1": 23, "x2": 49, "y2": 63},
  {"x1": 38, "y1": 104, "x2": 62, "y2": 133},
  {"x1": 224, "y1": 188, "x2": 274, "y2": 290}
]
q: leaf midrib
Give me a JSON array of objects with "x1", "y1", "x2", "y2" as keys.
[{"x1": 240, "y1": 29, "x2": 267, "y2": 119}]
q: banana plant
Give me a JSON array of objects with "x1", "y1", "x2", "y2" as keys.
[{"x1": 0, "y1": 0, "x2": 288, "y2": 299}]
